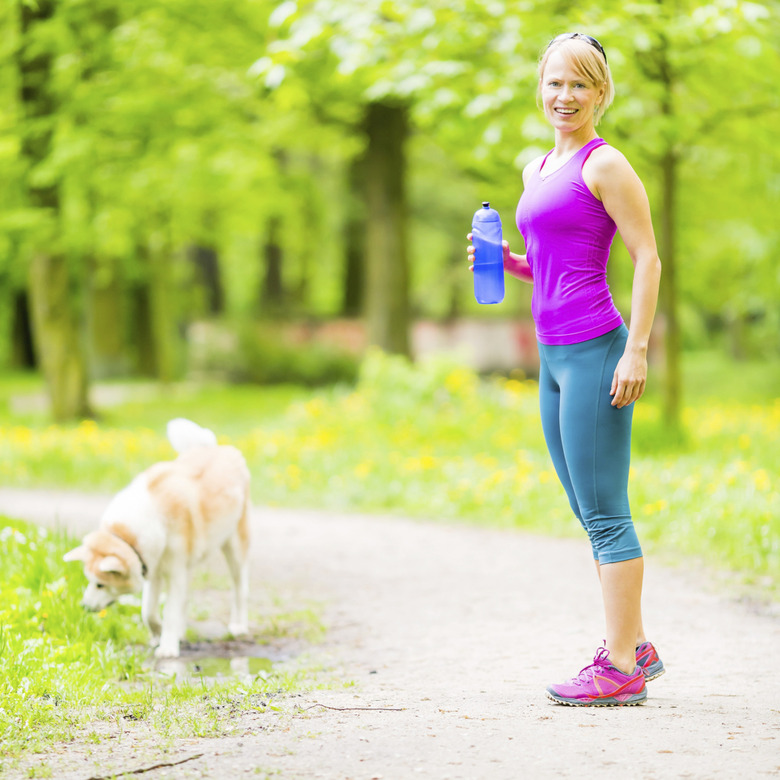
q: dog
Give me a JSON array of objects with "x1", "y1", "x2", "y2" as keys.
[{"x1": 64, "y1": 418, "x2": 251, "y2": 658}]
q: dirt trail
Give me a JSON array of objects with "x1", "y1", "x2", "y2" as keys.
[{"x1": 2, "y1": 487, "x2": 779, "y2": 780}]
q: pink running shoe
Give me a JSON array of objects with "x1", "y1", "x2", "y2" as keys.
[
  {"x1": 546, "y1": 648, "x2": 647, "y2": 706},
  {"x1": 636, "y1": 641, "x2": 665, "y2": 681}
]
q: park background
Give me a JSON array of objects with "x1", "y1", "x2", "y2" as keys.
[
  {"x1": 0, "y1": 0, "x2": 779, "y2": 767},
  {"x1": 1, "y1": 0, "x2": 779, "y2": 582},
  {"x1": 2, "y1": 0, "x2": 779, "y2": 579}
]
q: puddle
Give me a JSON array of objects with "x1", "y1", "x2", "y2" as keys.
[
  {"x1": 187, "y1": 655, "x2": 273, "y2": 678},
  {"x1": 154, "y1": 639, "x2": 290, "y2": 681}
]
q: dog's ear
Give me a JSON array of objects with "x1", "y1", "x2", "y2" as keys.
[
  {"x1": 63, "y1": 546, "x2": 87, "y2": 563},
  {"x1": 98, "y1": 555, "x2": 128, "y2": 575}
]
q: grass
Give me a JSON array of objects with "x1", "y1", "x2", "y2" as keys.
[
  {"x1": 670, "y1": 349, "x2": 780, "y2": 403},
  {"x1": 0, "y1": 371, "x2": 309, "y2": 435},
  {"x1": 0, "y1": 515, "x2": 329, "y2": 771}
]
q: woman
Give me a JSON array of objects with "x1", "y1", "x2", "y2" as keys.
[{"x1": 468, "y1": 33, "x2": 664, "y2": 706}]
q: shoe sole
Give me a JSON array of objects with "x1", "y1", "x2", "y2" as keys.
[
  {"x1": 545, "y1": 690, "x2": 647, "y2": 707},
  {"x1": 642, "y1": 662, "x2": 666, "y2": 682}
]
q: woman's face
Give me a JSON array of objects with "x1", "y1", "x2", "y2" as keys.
[{"x1": 540, "y1": 48, "x2": 605, "y2": 134}]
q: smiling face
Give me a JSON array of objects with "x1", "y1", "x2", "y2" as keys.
[{"x1": 540, "y1": 48, "x2": 606, "y2": 136}]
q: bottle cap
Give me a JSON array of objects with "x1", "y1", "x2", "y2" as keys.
[{"x1": 482, "y1": 201, "x2": 490, "y2": 209}]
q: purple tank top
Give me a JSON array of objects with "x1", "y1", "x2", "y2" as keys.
[{"x1": 515, "y1": 137, "x2": 623, "y2": 346}]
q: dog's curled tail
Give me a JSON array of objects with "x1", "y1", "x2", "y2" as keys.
[{"x1": 167, "y1": 418, "x2": 218, "y2": 453}]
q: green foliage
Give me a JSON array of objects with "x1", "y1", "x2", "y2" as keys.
[
  {"x1": 1, "y1": 353, "x2": 777, "y2": 583},
  {"x1": 2, "y1": 0, "x2": 780, "y2": 388}
]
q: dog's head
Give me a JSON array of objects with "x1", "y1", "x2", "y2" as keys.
[{"x1": 63, "y1": 530, "x2": 144, "y2": 610}]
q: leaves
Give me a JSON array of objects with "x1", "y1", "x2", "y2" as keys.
[{"x1": 1, "y1": 0, "x2": 779, "y2": 370}]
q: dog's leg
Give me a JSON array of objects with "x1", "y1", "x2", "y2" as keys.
[
  {"x1": 222, "y1": 532, "x2": 249, "y2": 637},
  {"x1": 155, "y1": 562, "x2": 190, "y2": 659},
  {"x1": 142, "y1": 575, "x2": 162, "y2": 645}
]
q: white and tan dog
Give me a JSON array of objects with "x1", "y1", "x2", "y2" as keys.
[{"x1": 64, "y1": 418, "x2": 251, "y2": 658}]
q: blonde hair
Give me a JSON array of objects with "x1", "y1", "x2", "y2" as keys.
[{"x1": 537, "y1": 37, "x2": 614, "y2": 125}]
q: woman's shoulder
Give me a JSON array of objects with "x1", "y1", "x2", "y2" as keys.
[
  {"x1": 587, "y1": 142, "x2": 634, "y2": 176},
  {"x1": 584, "y1": 142, "x2": 644, "y2": 200}
]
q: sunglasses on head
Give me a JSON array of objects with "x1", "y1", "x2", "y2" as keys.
[{"x1": 548, "y1": 32, "x2": 607, "y2": 64}]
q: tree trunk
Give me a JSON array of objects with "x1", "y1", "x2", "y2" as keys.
[
  {"x1": 446, "y1": 243, "x2": 463, "y2": 322},
  {"x1": 147, "y1": 243, "x2": 179, "y2": 382},
  {"x1": 260, "y1": 216, "x2": 285, "y2": 313},
  {"x1": 128, "y1": 282, "x2": 156, "y2": 377},
  {"x1": 725, "y1": 310, "x2": 749, "y2": 361},
  {"x1": 658, "y1": 43, "x2": 682, "y2": 430},
  {"x1": 28, "y1": 253, "x2": 91, "y2": 420},
  {"x1": 189, "y1": 245, "x2": 224, "y2": 315},
  {"x1": 10, "y1": 290, "x2": 36, "y2": 368},
  {"x1": 294, "y1": 155, "x2": 323, "y2": 308},
  {"x1": 127, "y1": 240, "x2": 179, "y2": 381},
  {"x1": 19, "y1": 0, "x2": 91, "y2": 420},
  {"x1": 659, "y1": 149, "x2": 681, "y2": 428},
  {"x1": 342, "y1": 154, "x2": 366, "y2": 317},
  {"x1": 88, "y1": 262, "x2": 127, "y2": 379},
  {"x1": 363, "y1": 101, "x2": 410, "y2": 356}
]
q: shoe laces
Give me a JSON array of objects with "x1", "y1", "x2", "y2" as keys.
[{"x1": 570, "y1": 647, "x2": 612, "y2": 687}]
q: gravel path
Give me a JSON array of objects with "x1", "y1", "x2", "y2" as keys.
[{"x1": 2, "y1": 487, "x2": 779, "y2": 780}]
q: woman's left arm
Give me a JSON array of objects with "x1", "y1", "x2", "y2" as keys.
[{"x1": 587, "y1": 148, "x2": 662, "y2": 409}]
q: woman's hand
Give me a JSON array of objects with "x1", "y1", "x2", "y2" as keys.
[
  {"x1": 467, "y1": 235, "x2": 513, "y2": 272},
  {"x1": 466, "y1": 233, "x2": 475, "y2": 271},
  {"x1": 610, "y1": 347, "x2": 647, "y2": 408},
  {"x1": 502, "y1": 240, "x2": 511, "y2": 269}
]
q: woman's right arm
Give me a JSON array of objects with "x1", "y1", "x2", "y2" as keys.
[
  {"x1": 467, "y1": 238, "x2": 533, "y2": 284},
  {"x1": 503, "y1": 245, "x2": 533, "y2": 283}
]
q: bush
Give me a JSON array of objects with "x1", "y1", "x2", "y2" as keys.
[{"x1": 189, "y1": 320, "x2": 359, "y2": 387}]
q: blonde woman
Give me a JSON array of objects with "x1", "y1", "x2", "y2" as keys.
[{"x1": 469, "y1": 33, "x2": 664, "y2": 705}]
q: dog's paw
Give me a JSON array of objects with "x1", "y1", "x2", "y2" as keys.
[
  {"x1": 228, "y1": 622, "x2": 249, "y2": 638},
  {"x1": 154, "y1": 642, "x2": 180, "y2": 659}
]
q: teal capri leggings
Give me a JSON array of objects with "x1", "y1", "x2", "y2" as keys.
[{"x1": 537, "y1": 324, "x2": 642, "y2": 565}]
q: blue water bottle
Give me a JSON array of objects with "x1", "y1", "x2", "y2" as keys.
[{"x1": 471, "y1": 202, "x2": 505, "y2": 305}]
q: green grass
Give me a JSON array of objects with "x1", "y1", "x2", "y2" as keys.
[
  {"x1": 0, "y1": 371, "x2": 309, "y2": 434},
  {"x1": 672, "y1": 350, "x2": 780, "y2": 403},
  {"x1": 0, "y1": 515, "x2": 327, "y2": 770}
]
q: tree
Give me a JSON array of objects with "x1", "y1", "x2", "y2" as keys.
[
  {"x1": 6, "y1": 0, "x2": 285, "y2": 400},
  {"x1": 16, "y1": 0, "x2": 99, "y2": 419},
  {"x1": 589, "y1": 0, "x2": 780, "y2": 426},
  {"x1": 3, "y1": 0, "x2": 778, "y2": 417},
  {"x1": 255, "y1": 0, "x2": 542, "y2": 355}
]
